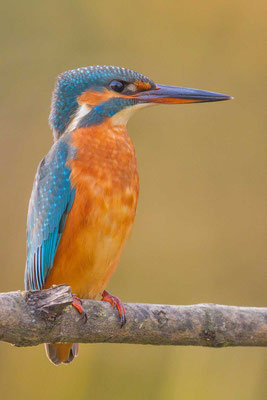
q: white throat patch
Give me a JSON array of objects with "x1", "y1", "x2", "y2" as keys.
[{"x1": 110, "y1": 103, "x2": 153, "y2": 126}]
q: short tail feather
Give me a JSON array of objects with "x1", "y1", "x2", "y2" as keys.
[{"x1": 45, "y1": 343, "x2": 79, "y2": 365}]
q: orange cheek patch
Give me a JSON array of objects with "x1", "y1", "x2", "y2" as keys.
[
  {"x1": 134, "y1": 80, "x2": 152, "y2": 91},
  {"x1": 78, "y1": 89, "x2": 122, "y2": 107}
]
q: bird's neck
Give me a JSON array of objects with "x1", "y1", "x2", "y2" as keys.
[{"x1": 69, "y1": 120, "x2": 139, "y2": 192}]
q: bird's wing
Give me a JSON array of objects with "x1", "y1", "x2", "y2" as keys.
[{"x1": 24, "y1": 139, "x2": 75, "y2": 290}]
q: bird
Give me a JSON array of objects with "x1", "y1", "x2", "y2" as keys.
[{"x1": 24, "y1": 65, "x2": 231, "y2": 365}]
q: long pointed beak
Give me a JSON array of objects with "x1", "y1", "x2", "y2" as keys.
[{"x1": 136, "y1": 84, "x2": 233, "y2": 104}]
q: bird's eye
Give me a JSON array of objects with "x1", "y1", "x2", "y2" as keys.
[{"x1": 109, "y1": 80, "x2": 125, "y2": 93}]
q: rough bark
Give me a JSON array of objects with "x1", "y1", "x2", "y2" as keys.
[{"x1": 0, "y1": 285, "x2": 266, "y2": 348}]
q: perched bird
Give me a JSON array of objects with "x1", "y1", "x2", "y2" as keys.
[{"x1": 24, "y1": 65, "x2": 231, "y2": 365}]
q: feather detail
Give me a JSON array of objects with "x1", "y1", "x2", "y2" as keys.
[
  {"x1": 44, "y1": 120, "x2": 139, "y2": 298},
  {"x1": 25, "y1": 135, "x2": 75, "y2": 291}
]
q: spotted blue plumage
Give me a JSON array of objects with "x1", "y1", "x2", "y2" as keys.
[{"x1": 25, "y1": 134, "x2": 76, "y2": 290}]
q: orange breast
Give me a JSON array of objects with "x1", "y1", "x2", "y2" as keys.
[{"x1": 45, "y1": 120, "x2": 139, "y2": 299}]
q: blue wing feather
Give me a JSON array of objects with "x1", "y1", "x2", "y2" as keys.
[{"x1": 25, "y1": 137, "x2": 76, "y2": 290}]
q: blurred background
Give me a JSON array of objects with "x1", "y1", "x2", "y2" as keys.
[{"x1": 0, "y1": 0, "x2": 266, "y2": 399}]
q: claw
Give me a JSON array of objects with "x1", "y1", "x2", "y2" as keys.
[
  {"x1": 72, "y1": 295, "x2": 87, "y2": 323},
  {"x1": 101, "y1": 290, "x2": 126, "y2": 327}
]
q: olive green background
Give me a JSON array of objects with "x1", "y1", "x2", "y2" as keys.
[{"x1": 0, "y1": 1, "x2": 266, "y2": 399}]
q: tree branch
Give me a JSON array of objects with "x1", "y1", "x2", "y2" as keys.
[{"x1": 0, "y1": 285, "x2": 266, "y2": 348}]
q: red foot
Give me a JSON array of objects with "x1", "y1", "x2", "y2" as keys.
[
  {"x1": 72, "y1": 295, "x2": 87, "y2": 322},
  {"x1": 101, "y1": 290, "x2": 126, "y2": 327}
]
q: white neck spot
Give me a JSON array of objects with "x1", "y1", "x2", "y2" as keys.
[{"x1": 69, "y1": 104, "x2": 92, "y2": 131}]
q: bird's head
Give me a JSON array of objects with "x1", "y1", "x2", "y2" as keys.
[{"x1": 50, "y1": 65, "x2": 232, "y2": 140}]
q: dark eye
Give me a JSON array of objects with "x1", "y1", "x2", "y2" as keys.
[{"x1": 109, "y1": 80, "x2": 125, "y2": 93}]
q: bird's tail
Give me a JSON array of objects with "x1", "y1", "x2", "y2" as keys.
[{"x1": 44, "y1": 343, "x2": 79, "y2": 365}]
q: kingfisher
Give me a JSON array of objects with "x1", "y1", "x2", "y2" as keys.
[{"x1": 24, "y1": 65, "x2": 231, "y2": 365}]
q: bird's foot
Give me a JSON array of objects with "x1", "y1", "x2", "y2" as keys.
[
  {"x1": 101, "y1": 290, "x2": 126, "y2": 327},
  {"x1": 72, "y1": 295, "x2": 87, "y2": 322}
]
